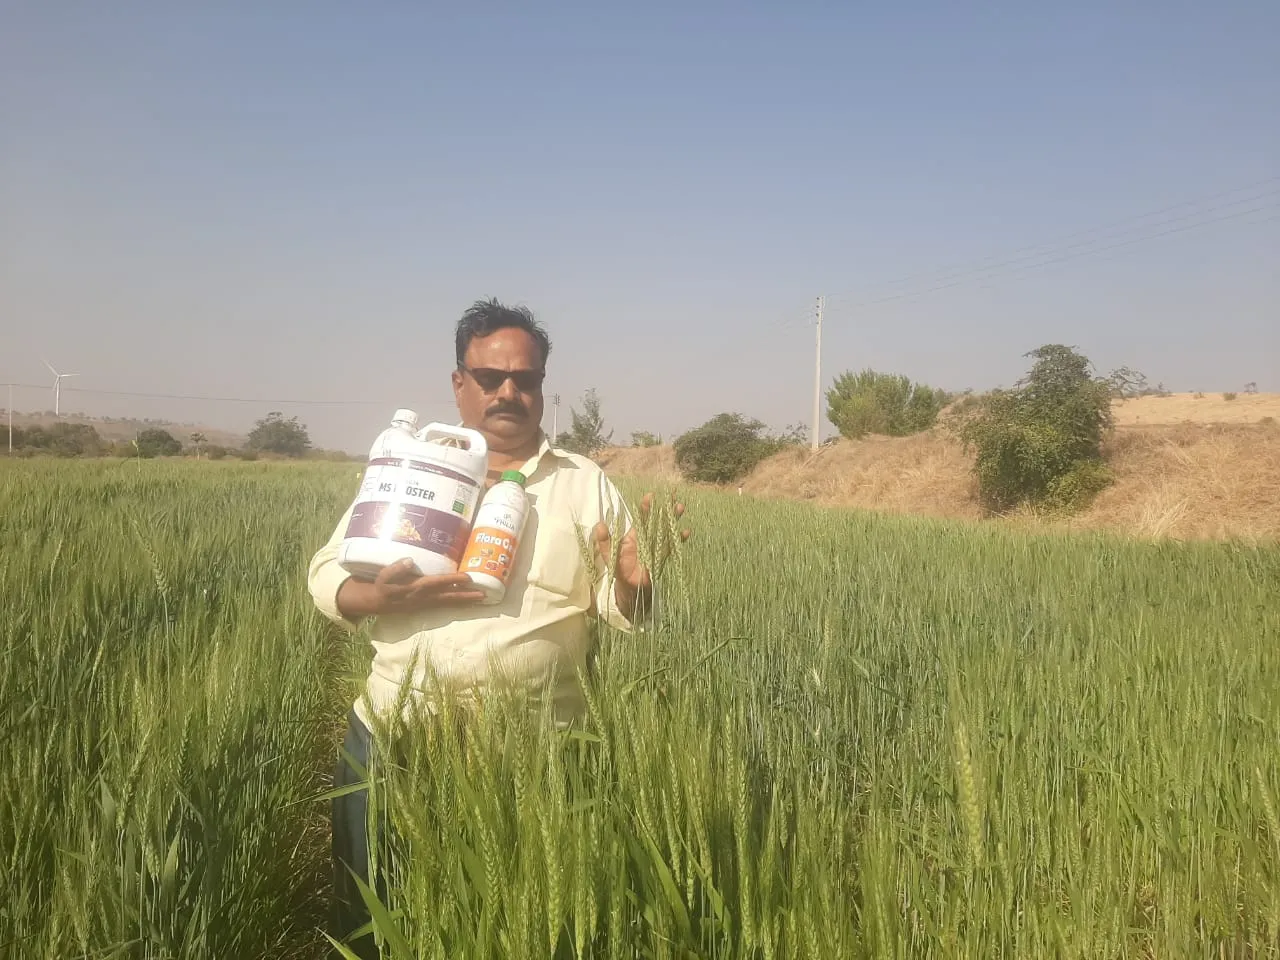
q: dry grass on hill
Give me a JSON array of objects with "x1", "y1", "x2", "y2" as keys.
[
  {"x1": 1111, "y1": 391, "x2": 1280, "y2": 426},
  {"x1": 598, "y1": 416, "x2": 1280, "y2": 543}
]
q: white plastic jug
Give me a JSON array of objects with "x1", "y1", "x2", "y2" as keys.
[
  {"x1": 338, "y1": 421, "x2": 489, "y2": 580},
  {"x1": 368, "y1": 408, "x2": 419, "y2": 459}
]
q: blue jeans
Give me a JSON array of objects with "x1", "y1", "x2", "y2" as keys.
[{"x1": 331, "y1": 709, "x2": 388, "y2": 960}]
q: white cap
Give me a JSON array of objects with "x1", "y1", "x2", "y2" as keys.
[{"x1": 392, "y1": 408, "x2": 418, "y2": 427}]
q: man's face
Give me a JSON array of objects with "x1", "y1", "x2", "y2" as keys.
[{"x1": 452, "y1": 327, "x2": 546, "y2": 452}]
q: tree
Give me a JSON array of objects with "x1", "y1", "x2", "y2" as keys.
[
  {"x1": 1106, "y1": 366, "x2": 1149, "y2": 398},
  {"x1": 135, "y1": 428, "x2": 182, "y2": 459},
  {"x1": 775, "y1": 422, "x2": 808, "y2": 447},
  {"x1": 960, "y1": 344, "x2": 1114, "y2": 513},
  {"x1": 247, "y1": 412, "x2": 311, "y2": 457},
  {"x1": 673, "y1": 413, "x2": 778, "y2": 485},
  {"x1": 630, "y1": 431, "x2": 662, "y2": 448},
  {"x1": 189, "y1": 432, "x2": 207, "y2": 458},
  {"x1": 555, "y1": 389, "x2": 613, "y2": 456},
  {"x1": 826, "y1": 369, "x2": 950, "y2": 440}
]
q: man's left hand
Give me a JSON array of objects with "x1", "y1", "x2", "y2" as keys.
[{"x1": 592, "y1": 492, "x2": 690, "y2": 618}]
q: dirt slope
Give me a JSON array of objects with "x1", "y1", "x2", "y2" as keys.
[{"x1": 598, "y1": 405, "x2": 1280, "y2": 543}]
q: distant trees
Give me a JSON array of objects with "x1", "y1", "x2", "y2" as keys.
[
  {"x1": 1106, "y1": 366, "x2": 1169, "y2": 399},
  {"x1": 826, "y1": 369, "x2": 949, "y2": 440},
  {"x1": 134, "y1": 428, "x2": 182, "y2": 458},
  {"x1": 247, "y1": 412, "x2": 311, "y2": 458},
  {"x1": 630, "y1": 430, "x2": 662, "y2": 448},
  {"x1": 555, "y1": 389, "x2": 613, "y2": 457},
  {"x1": 3, "y1": 423, "x2": 104, "y2": 457},
  {"x1": 959, "y1": 344, "x2": 1114, "y2": 513}
]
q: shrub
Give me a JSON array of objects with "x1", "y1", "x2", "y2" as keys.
[
  {"x1": 1222, "y1": 392, "x2": 1238, "y2": 401},
  {"x1": 673, "y1": 413, "x2": 777, "y2": 484},
  {"x1": 960, "y1": 344, "x2": 1114, "y2": 513},
  {"x1": 134, "y1": 428, "x2": 182, "y2": 458},
  {"x1": 1044, "y1": 460, "x2": 1114, "y2": 513},
  {"x1": 205, "y1": 445, "x2": 229, "y2": 461},
  {"x1": 248, "y1": 412, "x2": 311, "y2": 457},
  {"x1": 630, "y1": 431, "x2": 662, "y2": 448},
  {"x1": 827, "y1": 369, "x2": 949, "y2": 440}
]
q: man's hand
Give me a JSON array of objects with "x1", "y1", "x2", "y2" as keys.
[
  {"x1": 592, "y1": 492, "x2": 690, "y2": 620},
  {"x1": 337, "y1": 558, "x2": 485, "y2": 619}
]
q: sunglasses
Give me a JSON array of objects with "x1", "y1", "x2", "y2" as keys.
[{"x1": 458, "y1": 364, "x2": 545, "y2": 393}]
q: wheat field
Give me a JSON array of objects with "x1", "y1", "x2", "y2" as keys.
[{"x1": 1, "y1": 459, "x2": 1278, "y2": 958}]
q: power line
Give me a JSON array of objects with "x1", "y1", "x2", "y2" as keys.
[
  {"x1": 825, "y1": 175, "x2": 1280, "y2": 308},
  {"x1": 0, "y1": 382, "x2": 455, "y2": 408},
  {"x1": 825, "y1": 197, "x2": 1278, "y2": 316}
]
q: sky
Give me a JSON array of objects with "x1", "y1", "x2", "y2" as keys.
[{"x1": 2, "y1": 1, "x2": 1277, "y2": 452}]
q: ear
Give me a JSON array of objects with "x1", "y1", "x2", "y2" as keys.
[{"x1": 451, "y1": 368, "x2": 464, "y2": 395}]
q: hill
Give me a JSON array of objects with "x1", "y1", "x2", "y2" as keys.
[
  {"x1": 4, "y1": 412, "x2": 246, "y2": 449},
  {"x1": 597, "y1": 394, "x2": 1280, "y2": 543},
  {"x1": 1111, "y1": 391, "x2": 1280, "y2": 426}
]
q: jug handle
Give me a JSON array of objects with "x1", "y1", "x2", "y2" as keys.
[{"x1": 417, "y1": 424, "x2": 488, "y2": 456}]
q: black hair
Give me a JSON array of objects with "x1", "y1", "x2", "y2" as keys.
[{"x1": 454, "y1": 298, "x2": 552, "y2": 369}]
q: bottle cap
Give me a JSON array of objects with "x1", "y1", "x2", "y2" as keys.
[
  {"x1": 392, "y1": 408, "x2": 418, "y2": 427},
  {"x1": 499, "y1": 470, "x2": 527, "y2": 485}
]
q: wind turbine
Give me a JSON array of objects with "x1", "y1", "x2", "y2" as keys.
[{"x1": 44, "y1": 360, "x2": 79, "y2": 417}]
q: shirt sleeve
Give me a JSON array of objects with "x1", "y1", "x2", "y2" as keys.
[
  {"x1": 592, "y1": 471, "x2": 637, "y2": 632},
  {"x1": 307, "y1": 502, "x2": 362, "y2": 631}
]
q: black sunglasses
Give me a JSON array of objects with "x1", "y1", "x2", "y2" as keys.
[{"x1": 459, "y1": 364, "x2": 545, "y2": 393}]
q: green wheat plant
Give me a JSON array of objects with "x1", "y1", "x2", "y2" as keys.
[{"x1": 1, "y1": 458, "x2": 1277, "y2": 958}]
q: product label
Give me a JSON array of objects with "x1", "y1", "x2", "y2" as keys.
[
  {"x1": 460, "y1": 525, "x2": 521, "y2": 584},
  {"x1": 344, "y1": 456, "x2": 481, "y2": 561},
  {"x1": 459, "y1": 486, "x2": 526, "y2": 585}
]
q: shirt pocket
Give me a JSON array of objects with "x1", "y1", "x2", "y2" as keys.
[{"x1": 525, "y1": 513, "x2": 590, "y2": 602}]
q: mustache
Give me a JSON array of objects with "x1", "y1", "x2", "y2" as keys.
[{"x1": 485, "y1": 401, "x2": 527, "y2": 418}]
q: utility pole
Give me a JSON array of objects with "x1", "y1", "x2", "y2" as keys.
[
  {"x1": 811, "y1": 295, "x2": 824, "y2": 450},
  {"x1": 551, "y1": 393, "x2": 560, "y2": 441},
  {"x1": 7, "y1": 384, "x2": 12, "y2": 454}
]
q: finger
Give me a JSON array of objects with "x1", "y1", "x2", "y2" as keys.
[
  {"x1": 417, "y1": 573, "x2": 479, "y2": 589},
  {"x1": 377, "y1": 558, "x2": 421, "y2": 585},
  {"x1": 673, "y1": 502, "x2": 686, "y2": 519},
  {"x1": 592, "y1": 521, "x2": 610, "y2": 549},
  {"x1": 640, "y1": 492, "x2": 654, "y2": 516}
]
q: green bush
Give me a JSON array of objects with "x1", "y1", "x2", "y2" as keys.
[
  {"x1": 134, "y1": 428, "x2": 182, "y2": 458},
  {"x1": 673, "y1": 413, "x2": 778, "y2": 484},
  {"x1": 630, "y1": 430, "x2": 662, "y2": 448},
  {"x1": 1044, "y1": 460, "x2": 1114, "y2": 512},
  {"x1": 826, "y1": 369, "x2": 949, "y2": 440},
  {"x1": 960, "y1": 344, "x2": 1114, "y2": 513}
]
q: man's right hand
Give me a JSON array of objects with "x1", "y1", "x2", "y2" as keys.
[{"x1": 336, "y1": 558, "x2": 486, "y2": 619}]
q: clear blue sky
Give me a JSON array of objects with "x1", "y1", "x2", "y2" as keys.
[{"x1": 3, "y1": 2, "x2": 1277, "y2": 452}]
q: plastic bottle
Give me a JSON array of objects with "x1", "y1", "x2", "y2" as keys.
[
  {"x1": 459, "y1": 469, "x2": 530, "y2": 603},
  {"x1": 338, "y1": 421, "x2": 489, "y2": 580},
  {"x1": 371, "y1": 408, "x2": 419, "y2": 458}
]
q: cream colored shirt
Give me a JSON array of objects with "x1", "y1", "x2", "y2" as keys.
[{"x1": 307, "y1": 433, "x2": 635, "y2": 729}]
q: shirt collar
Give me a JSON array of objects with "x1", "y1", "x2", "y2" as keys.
[{"x1": 453, "y1": 424, "x2": 571, "y2": 479}]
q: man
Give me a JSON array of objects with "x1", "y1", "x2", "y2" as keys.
[{"x1": 306, "y1": 298, "x2": 687, "y2": 954}]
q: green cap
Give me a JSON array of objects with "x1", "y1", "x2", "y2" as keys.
[{"x1": 499, "y1": 470, "x2": 526, "y2": 485}]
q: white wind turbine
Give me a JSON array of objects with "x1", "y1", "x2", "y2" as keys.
[{"x1": 44, "y1": 359, "x2": 80, "y2": 417}]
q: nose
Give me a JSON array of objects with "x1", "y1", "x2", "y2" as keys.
[{"x1": 494, "y1": 375, "x2": 520, "y2": 402}]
